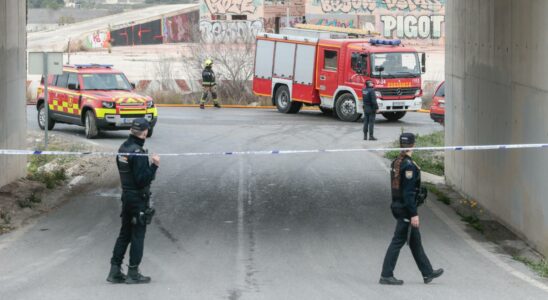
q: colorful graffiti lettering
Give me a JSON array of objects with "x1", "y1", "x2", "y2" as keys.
[
  {"x1": 164, "y1": 11, "x2": 199, "y2": 43},
  {"x1": 381, "y1": 15, "x2": 444, "y2": 39},
  {"x1": 315, "y1": 18, "x2": 355, "y2": 28},
  {"x1": 85, "y1": 30, "x2": 110, "y2": 49},
  {"x1": 199, "y1": 20, "x2": 264, "y2": 43},
  {"x1": 204, "y1": 0, "x2": 257, "y2": 15},
  {"x1": 318, "y1": 0, "x2": 445, "y2": 13}
]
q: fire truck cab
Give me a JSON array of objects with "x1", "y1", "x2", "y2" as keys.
[{"x1": 253, "y1": 31, "x2": 425, "y2": 122}]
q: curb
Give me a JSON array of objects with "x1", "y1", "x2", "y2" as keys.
[{"x1": 156, "y1": 104, "x2": 432, "y2": 113}]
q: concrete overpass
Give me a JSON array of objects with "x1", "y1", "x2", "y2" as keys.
[
  {"x1": 1, "y1": 0, "x2": 548, "y2": 257},
  {"x1": 445, "y1": 0, "x2": 548, "y2": 256}
]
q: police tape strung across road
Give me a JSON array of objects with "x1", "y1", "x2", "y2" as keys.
[{"x1": 1, "y1": 143, "x2": 548, "y2": 157}]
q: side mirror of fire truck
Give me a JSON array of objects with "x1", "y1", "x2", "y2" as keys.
[
  {"x1": 68, "y1": 83, "x2": 79, "y2": 90},
  {"x1": 130, "y1": 83, "x2": 136, "y2": 90},
  {"x1": 421, "y1": 52, "x2": 426, "y2": 73},
  {"x1": 375, "y1": 66, "x2": 385, "y2": 73}
]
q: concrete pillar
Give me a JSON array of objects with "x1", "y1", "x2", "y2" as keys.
[
  {"x1": 0, "y1": 0, "x2": 27, "y2": 187},
  {"x1": 446, "y1": 0, "x2": 548, "y2": 255}
]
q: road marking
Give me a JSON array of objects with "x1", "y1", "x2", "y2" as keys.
[{"x1": 372, "y1": 155, "x2": 548, "y2": 292}]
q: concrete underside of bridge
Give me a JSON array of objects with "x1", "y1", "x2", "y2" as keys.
[
  {"x1": 0, "y1": 0, "x2": 26, "y2": 187},
  {"x1": 446, "y1": 0, "x2": 548, "y2": 256}
]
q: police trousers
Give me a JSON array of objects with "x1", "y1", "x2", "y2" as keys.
[
  {"x1": 381, "y1": 207, "x2": 433, "y2": 278},
  {"x1": 110, "y1": 191, "x2": 147, "y2": 267},
  {"x1": 363, "y1": 111, "x2": 376, "y2": 137}
]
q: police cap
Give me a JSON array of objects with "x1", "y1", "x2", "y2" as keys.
[
  {"x1": 400, "y1": 133, "x2": 415, "y2": 148},
  {"x1": 131, "y1": 118, "x2": 150, "y2": 131}
]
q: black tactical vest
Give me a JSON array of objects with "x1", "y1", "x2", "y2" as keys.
[{"x1": 116, "y1": 140, "x2": 147, "y2": 191}]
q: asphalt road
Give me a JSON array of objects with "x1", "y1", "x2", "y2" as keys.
[{"x1": 2, "y1": 108, "x2": 547, "y2": 299}]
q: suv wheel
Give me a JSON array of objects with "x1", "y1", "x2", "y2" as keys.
[
  {"x1": 37, "y1": 103, "x2": 55, "y2": 130},
  {"x1": 335, "y1": 93, "x2": 361, "y2": 122},
  {"x1": 85, "y1": 110, "x2": 99, "y2": 139}
]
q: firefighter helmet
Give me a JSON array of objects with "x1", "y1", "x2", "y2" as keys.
[{"x1": 204, "y1": 59, "x2": 213, "y2": 67}]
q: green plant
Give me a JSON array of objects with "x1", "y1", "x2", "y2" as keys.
[
  {"x1": 384, "y1": 131, "x2": 445, "y2": 176},
  {"x1": 17, "y1": 199, "x2": 33, "y2": 209},
  {"x1": 28, "y1": 193, "x2": 42, "y2": 204},
  {"x1": 458, "y1": 212, "x2": 484, "y2": 233},
  {"x1": 513, "y1": 256, "x2": 548, "y2": 278},
  {"x1": 0, "y1": 210, "x2": 11, "y2": 224},
  {"x1": 423, "y1": 183, "x2": 451, "y2": 205}
]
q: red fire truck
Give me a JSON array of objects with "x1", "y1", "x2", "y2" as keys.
[{"x1": 252, "y1": 31, "x2": 425, "y2": 122}]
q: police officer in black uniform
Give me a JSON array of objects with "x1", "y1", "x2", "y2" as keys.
[
  {"x1": 363, "y1": 80, "x2": 379, "y2": 141},
  {"x1": 379, "y1": 133, "x2": 443, "y2": 285},
  {"x1": 107, "y1": 118, "x2": 160, "y2": 284}
]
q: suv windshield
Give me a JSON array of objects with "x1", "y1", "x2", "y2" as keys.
[
  {"x1": 371, "y1": 52, "x2": 420, "y2": 78},
  {"x1": 82, "y1": 73, "x2": 132, "y2": 90}
]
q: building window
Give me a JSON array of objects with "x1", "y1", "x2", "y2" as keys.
[
  {"x1": 324, "y1": 50, "x2": 338, "y2": 70},
  {"x1": 212, "y1": 14, "x2": 227, "y2": 21},
  {"x1": 231, "y1": 15, "x2": 247, "y2": 20}
]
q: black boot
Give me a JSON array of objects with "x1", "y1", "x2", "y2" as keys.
[
  {"x1": 126, "y1": 266, "x2": 151, "y2": 284},
  {"x1": 379, "y1": 276, "x2": 404, "y2": 285},
  {"x1": 106, "y1": 264, "x2": 127, "y2": 284},
  {"x1": 214, "y1": 103, "x2": 221, "y2": 108},
  {"x1": 369, "y1": 136, "x2": 378, "y2": 141},
  {"x1": 423, "y1": 268, "x2": 444, "y2": 284},
  {"x1": 200, "y1": 104, "x2": 205, "y2": 110},
  {"x1": 364, "y1": 133, "x2": 368, "y2": 141}
]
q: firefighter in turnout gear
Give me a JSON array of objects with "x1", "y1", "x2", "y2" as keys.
[
  {"x1": 200, "y1": 59, "x2": 221, "y2": 109},
  {"x1": 107, "y1": 118, "x2": 160, "y2": 284},
  {"x1": 379, "y1": 133, "x2": 444, "y2": 285}
]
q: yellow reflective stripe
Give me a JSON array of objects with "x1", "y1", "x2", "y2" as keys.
[
  {"x1": 94, "y1": 108, "x2": 158, "y2": 119},
  {"x1": 94, "y1": 108, "x2": 115, "y2": 118}
]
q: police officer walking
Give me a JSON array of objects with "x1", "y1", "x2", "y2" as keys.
[
  {"x1": 363, "y1": 80, "x2": 379, "y2": 141},
  {"x1": 200, "y1": 59, "x2": 221, "y2": 110},
  {"x1": 107, "y1": 118, "x2": 160, "y2": 284},
  {"x1": 379, "y1": 133, "x2": 443, "y2": 285}
]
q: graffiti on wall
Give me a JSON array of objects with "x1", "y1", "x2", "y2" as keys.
[
  {"x1": 318, "y1": 0, "x2": 445, "y2": 13},
  {"x1": 200, "y1": 20, "x2": 264, "y2": 43},
  {"x1": 307, "y1": 0, "x2": 445, "y2": 42},
  {"x1": 381, "y1": 15, "x2": 444, "y2": 39},
  {"x1": 204, "y1": 0, "x2": 258, "y2": 15},
  {"x1": 85, "y1": 30, "x2": 110, "y2": 49},
  {"x1": 163, "y1": 11, "x2": 199, "y2": 43},
  {"x1": 315, "y1": 18, "x2": 355, "y2": 28},
  {"x1": 111, "y1": 19, "x2": 163, "y2": 47}
]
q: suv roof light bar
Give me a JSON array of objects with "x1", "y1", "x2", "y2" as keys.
[{"x1": 73, "y1": 64, "x2": 113, "y2": 69}]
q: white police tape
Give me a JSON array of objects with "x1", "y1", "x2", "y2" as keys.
[{"x1": 0, "y1": 143, "x2": 547, "y2": 157}]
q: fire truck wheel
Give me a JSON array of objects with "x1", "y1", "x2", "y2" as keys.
[
  {"x1": 84, "y1": 110, "x2": 99, "y2": 139},
  {"x1": 335, "y1": 93, "x2": 361, "y2": 122},
  {"x1": 37, "y1": 103, "x2": 55, "y2": 131},
  {"x1": 275, "y1": 85, "x2": 293, "y2": 113},
  {"x1": 382, "y1": 112, "x2": 407, "y2": 122}
]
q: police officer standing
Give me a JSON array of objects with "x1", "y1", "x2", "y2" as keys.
[
  {"x1": 200, "y1": 59, "x2": 221, "y2": 110},
  {"x1": 107, "y1": 118, "x2": 160, "y2": 284},
  {"x1": 379, "y1": 133, "x2": 443, "y2": 285},
  {"x1": 363, "y1": 80, "x2": 379, "y2": 141}
]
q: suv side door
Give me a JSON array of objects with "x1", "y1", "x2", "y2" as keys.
[{"x1": 66, "y1": 72, "x2": 82, "y2": 120}]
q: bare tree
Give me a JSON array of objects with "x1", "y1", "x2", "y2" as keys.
[{"x1": 183, "y1": 27, "x2": 259, "y2": 105}]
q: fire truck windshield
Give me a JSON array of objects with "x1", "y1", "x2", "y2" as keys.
[
  {"x1": 370, "y1": 52, "x2": 421, "y2": 78},
  {"x1": 82, "y1": 73, "x2": 132, "y2": 90}
]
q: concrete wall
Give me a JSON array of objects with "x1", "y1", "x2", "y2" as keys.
[
  {"x1": 445, "y1": 0, "x2": 548, "y2": 255},
  {"x1": 0, "y1": 0, "x2": 27, "y2": 188}
]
